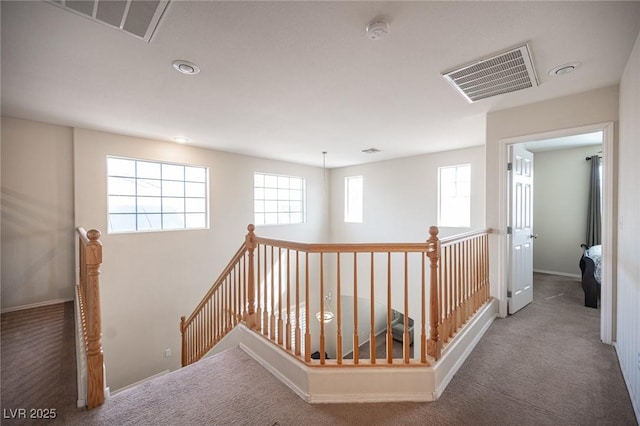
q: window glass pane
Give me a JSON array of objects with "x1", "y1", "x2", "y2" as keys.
[
  {"x1": 186, "y1": 213, "x2": 206, "y2": 228},
  {"x1": 265, "y1": 200, "x2": 277, "y2": 213},
  {"x1": 137, "y1": 179, "x2": 161, "y2": 196},
  {"x1": 278, "y1": 201, "x2": 290, "y2": 212},
  {"x1": 185, "y1": 182, "x2": 205, "y2": 198},
  {"x1": 162, "y1": 164, "x2": 184, "y2": 181},
  {"x1": 254, "y1": 188, "x2": 264, "y2": 199},
  {"x1": 290, "y1": 178, "x2": 302, "y2": 190},
  {"x1": 185, "y1": 166, "x2": 206, "y2": 182},
  {"x1": 163, "y1": 180, "x2": 184, "y2": 197},
  {"x1": 290, "y1": 212, "x2": 303, "y2": 223},
  {"x1": 345, "y1": 176, "x2": 363, "y2": 223},
  {"x1": 254, "y1": 173, "x2": 264, "y2": 187},
  {"x1": 108, "y1": 158, "x2": 135, "y2": 177},
  {"x1": 265, "y1": 175, "x2": 278, "y2": 188},
  {"x1": 290, "y1": 201, "x2": 302, "y2": 212},
  {"x1": 265, "y1": 213, "x2": 278, "y2": 225},
  {"x1": 163, "y1": 197, "x2": 185, "y2": 213},
  {"x1": 138, "y1": 213, "x2": 162, "y2": 231},
  {"x1": 278, "y1": 213, "x2": 290, "y2": 224},
  {"x1": 109, "y1": 196, "x2": 136, "y2": 213},
  {"x1": 138, "y1": 197, "x2": 162, "y2": 213},
  {"x1": 185, "y1": 198, "x2": 205, "y2": 213},
  {"x1": 162, "y1": 213, "x2": 185, "y2": 229},
  {"x1": 290, "y1": 189, "x2": 302, "y2": 201},
  {"x1": 440, "y1": 167, "x2": 456, "y2": 182},
  {"x1": 137, "y1": 161, "x2": 161, "y2": 179},
  {"x1": 277, "y1": 189, "x2": 289, "y2": 200},
  {"x1": 109, "y1": 214, "x2": 136, "y2": 232},
  {"x1": 255, "y1": 213, "x2": 265, "y2": 226},
  {"x1": 277, "y1": 176, "x2": 289, "y2": 189},
  {"x1": 457, "y1": 165, "x2": 471, "y2": 182},
  {"x1": 109, "y1": 177, "x2": 136, "y2": 195},
  {"x1": 254, "y1": 200, "x2": 265, "y2": 213},
  {"x1": 265, "y1": 188, "x2": 277, "y2": 200}
]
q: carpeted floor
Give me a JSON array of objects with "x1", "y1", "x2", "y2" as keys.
[{"x1": 1, "y1": 274, "x2": 637, "y2": 425}]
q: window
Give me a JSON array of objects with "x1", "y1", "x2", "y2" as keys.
[
  {"x1": 344, "y1": 176, "x2": 363, "y2": 223},
  {"x1": 254, "y1": 173, "x2": 305, "y2": 226},
  {"x1": 107, "y1": 157, "x2": 208, "y2": 233},
  {"x1": 438, "y1": 164, "x2": 471, "y2": 227}
]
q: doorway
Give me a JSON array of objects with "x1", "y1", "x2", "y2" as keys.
[{"x1": 497, "y1": 122, "x2": 615, "y2": 344}]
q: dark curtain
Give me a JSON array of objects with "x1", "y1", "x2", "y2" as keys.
[{"x1": 586, "y1": 156, "x2": 601, "y2": 247}]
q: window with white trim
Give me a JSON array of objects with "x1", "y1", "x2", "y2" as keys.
[
  {"x1": 344, "y1": 176, "x2": 363, "y2": 223},
  {"x1": 438, "y1": 164, "x2": 471, "y2": 227},
  {"x1": 107, "y1": 156, "x2": 208, "y2": 233},
  {"x1": 254, "y1": 173, "x2": 305, "y2": 226}
]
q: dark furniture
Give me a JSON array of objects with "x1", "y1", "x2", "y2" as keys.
[{"x1": 579, "y1": 244, "x2": 601, "y2": 308}]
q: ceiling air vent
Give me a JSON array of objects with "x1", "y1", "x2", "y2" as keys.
[
  {"x1": 442, "y1": 44, "x2": 539, "y2": 103},
  {"x1": 45, "y1": 0, "x2": 170, "y2": 43}
]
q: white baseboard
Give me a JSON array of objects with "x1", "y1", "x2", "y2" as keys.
[
  {"x1": 111, "y1": 370, "x2": 169, "y2": 395},
  {"x1": 533, "y1": 269, "x2": 581, "y2": 279},
  {"x1": 1, "y1": 298, "x2": 74, "y2": 314}
]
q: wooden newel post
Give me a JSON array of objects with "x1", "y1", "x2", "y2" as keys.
[
  {"x1": 245, "y1": 224, "x2": 257, "y2": 330},
  {"x1": 85, "y1": 229, "x2": 105, "y2": 409},
  {"x1": 180, "y1": 316, "x2": 186, "y2": 367},
  {"x1": 427, "y1": 226, "x2": 442, "y2": 361}
]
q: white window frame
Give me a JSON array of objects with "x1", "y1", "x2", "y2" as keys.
[
  {"x1": 344, "y1": 175, "x2": 364, "y2": 223},
  {"x1": 107, "y1": 156, "x2": 209, "y2": 234},
  {"x1": 254, "y1": 172, "x2": 305, "y2": 226},
  {"x1": 437, "y1": 164, "x2": 471, "y2": 228}
]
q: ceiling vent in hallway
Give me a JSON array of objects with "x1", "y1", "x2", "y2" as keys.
[
  {"x1": 45, "y1": 0, "x2": 170, "y2": 43},
  {"x1": 442, "y1": 43, "x2": 539, "y2": 103}
]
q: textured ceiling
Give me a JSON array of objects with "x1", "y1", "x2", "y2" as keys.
[{"x1": 2, "y1": 1, "x2": 639, "y2": 168}]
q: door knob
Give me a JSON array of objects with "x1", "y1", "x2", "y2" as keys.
[{"x1": 530, "y1": 234, "x2": 538, "y2": 239}]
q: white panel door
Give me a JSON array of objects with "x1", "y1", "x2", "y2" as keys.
[{"x1": 508, "y1": 145, "x2": 534, "y2": 314}]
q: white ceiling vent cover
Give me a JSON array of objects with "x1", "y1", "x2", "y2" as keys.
[
  {"x1": 45, "y1": 0, "x2": 170, "y2": 43},
  {"x1": 442, "y1": 44, "x2": 539, "y2": 103}
]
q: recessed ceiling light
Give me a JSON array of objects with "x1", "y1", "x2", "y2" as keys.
[
  {"x1": 172, "y1": 60, "x2": 200, "y2": 75},
  {"x1": 362, "y1": 148, "x2": 381, "y2": 154},
  {"x1": 549, "y1": 62, "x2": 580, "y2": 76},
  {"x1": 173, "y1": 137, "x2": 189, "y2": 144}
]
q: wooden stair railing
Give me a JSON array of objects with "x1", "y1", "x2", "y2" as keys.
[
  {"x1": 76, "y1": 227, "x2": 105, "y2": 409},
  {"x1": 181, "y1": 225, "x2": 492, "y2": 368}
]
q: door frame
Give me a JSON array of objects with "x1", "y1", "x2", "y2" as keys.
[{"x1": 496, "y1": 121, "x2": 615, "y2": 344}]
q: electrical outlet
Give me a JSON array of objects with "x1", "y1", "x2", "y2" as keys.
[{"x1": 164, "y1": 348, "x2": 172, "y2": 358}]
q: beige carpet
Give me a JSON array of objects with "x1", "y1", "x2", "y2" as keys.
[{"x1": 1, "y1": 274, "x2": 637, "y2": 425}]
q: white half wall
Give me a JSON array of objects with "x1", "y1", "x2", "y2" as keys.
[
  {"x1": 73, "y1": 128, "x2": 328, "y2": 391},
  {"x1": 1, "y1": 117, "x2": 75, "y2": 310},
  {"x1": 533, "y1": 145, "x2": 602, "y2": 276}
]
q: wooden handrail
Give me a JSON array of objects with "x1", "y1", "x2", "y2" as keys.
[
  {"x1": 76, "y1": 227, "x2": 105, "y2": 409},
  {"x1": 181, "y1": 224, "x2": 492, "y2": 369}
]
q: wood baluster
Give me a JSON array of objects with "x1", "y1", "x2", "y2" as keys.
[
  {"x1": 263, "y1": 245, "x2": 269, "y2": 336},
  {"x1": 270, "y1": 246, "x2": 276, "y2": 341},
  {"x1": 304, "y1": 252, "x2": 311, "y2": 362},
  {"x1": 295, "y1": 251, "x2": 301, "y2": 357},
  {"x1": 386, "y1": 252, "x2": 393, "y2": 364},
  {"x1": 421, "y1": 250, "x2": 427, "y2": 364},
  {"x1": 403, "y1": 252, "x2": 409, "y2": 364},
  {"x1": 369, "y1": 252, "x2": 376, "y2": 364},
  {"x1": 180, "y1": 316, "x2": 186, "y2": 367},
  {"x1": 320, "y1": 253, "x2": 326, "y2": 364},
  {"x1": 278, "y1": 247, "x2": 283, "y2": 346},
  {"x1": 427, "y1": 226, "x2": 442, "y2": 360},
  {"x1": 336, "y1": 252, "x2": 343, "y2": 365},
  {"x1": 286, "y1": 249, "x2": 292, "y2": 351},
  {"x1": 353, "y1": 252, "x2": 359, "y2": 365}
]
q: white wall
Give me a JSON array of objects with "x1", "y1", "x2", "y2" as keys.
[
  {"x1": 329, "y1": 146, "x2": 486, "y2": 243},
  {"x1": 72, "y1": 128, "x2": 328, "y2": 391},
  {"x1": 617, "y1": 31, "x2": 640, "y2": 418},
  {"x1": 533, "y1": 145, "x2": 601, "y2": 276},
  {"x1": 486, "y1": 86, "x2": 619, "y2": 316},
  {"x1": 1, "y1": 117, "x2": 75, "y2": 310}
]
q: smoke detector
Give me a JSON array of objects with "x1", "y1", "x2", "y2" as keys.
[
  {"x1": 366, "y1": 19, "x2": 389, "y2": 40},
  {"x1": 172, "y1": 60, "x2": 200, "y2": 75}
]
